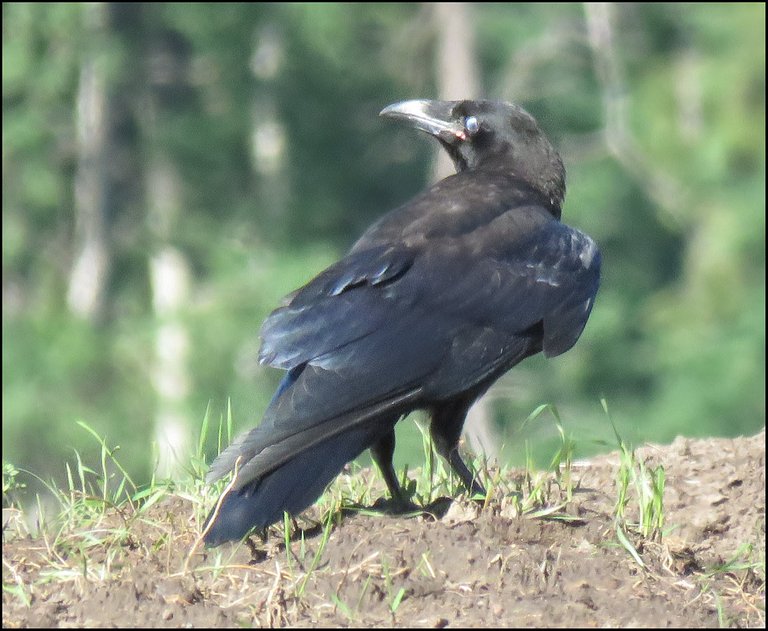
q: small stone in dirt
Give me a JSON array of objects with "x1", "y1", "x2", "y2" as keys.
[{"x1": 443, "y1": 500, "x2": 479, "y2": 524}]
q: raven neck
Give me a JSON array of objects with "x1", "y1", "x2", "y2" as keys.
[{"x1": 470, "y1": 165, "x2": 563, "y2": 220}]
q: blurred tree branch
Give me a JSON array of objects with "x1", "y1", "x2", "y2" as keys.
[{"x1": 584, "y1": 2, "x2": 689, "y2": 230}]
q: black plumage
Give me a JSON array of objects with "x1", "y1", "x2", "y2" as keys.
[{"x1": 203, "y1": 99, "x2": 600, "y2": 546}]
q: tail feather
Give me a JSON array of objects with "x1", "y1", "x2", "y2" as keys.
[
  {"x1": 207, "y1": 387, "x2": 420, "y2": 493},
  {"x1": 202, "y1": 424, "x2": 387, "y2": 546}
]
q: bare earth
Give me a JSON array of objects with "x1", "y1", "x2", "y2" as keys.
[{"x1": 3, "y1": 430, "x2": 765, "y2": 628}]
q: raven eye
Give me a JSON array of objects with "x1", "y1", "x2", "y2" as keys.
[{"x1": 464, "y1": 116, "x2": 480, "y2": 135}]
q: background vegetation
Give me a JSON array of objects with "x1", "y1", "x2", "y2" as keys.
[{"x1": 3, "y1": 3, "x2": 764, "y2": 500}]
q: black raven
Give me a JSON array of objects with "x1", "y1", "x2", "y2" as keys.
[{"x1": 203, "y1": 99, "x2": 600, "y2": 546}]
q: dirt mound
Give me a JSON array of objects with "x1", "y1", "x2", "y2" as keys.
[{"x1": 3, "y1": 431, "x2": 765, "y2": 627}]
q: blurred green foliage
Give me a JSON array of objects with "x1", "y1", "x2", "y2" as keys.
[{"x1": 2, "y1": 3, "x2": 764, "y2": 492}]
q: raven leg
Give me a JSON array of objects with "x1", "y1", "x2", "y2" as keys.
[
  {"x1": 430, "y1": 399, "x2": 487, "y2": 496},
  {"x1": 370, "y1": 429, "x2": 411, "y2": 504}
]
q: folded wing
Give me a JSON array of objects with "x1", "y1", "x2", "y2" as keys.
[{"x1": 207, "y1": 211, "x2": 600, "y2": 489}]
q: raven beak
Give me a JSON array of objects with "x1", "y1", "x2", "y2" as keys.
[{"x1": 380, "y1": 99, "x2": 466, "y2": 142}]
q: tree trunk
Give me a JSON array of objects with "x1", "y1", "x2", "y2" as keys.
[
  {"x1": 67, "y1": 3, "x2": 111, "y2": 323},
  {"x1": 431, "y1": 2, "x2": 498, "y2": 458},
  {"x1": 431, "y1": 2, "x2": 480, "y2": 181},
  {"x1": 144, "y1": 29, "x2": 193, "y2": 478}
]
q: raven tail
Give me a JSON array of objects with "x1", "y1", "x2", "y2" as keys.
[{"x1": 202, "y1": 425, "x2": 384, "y2": 546}]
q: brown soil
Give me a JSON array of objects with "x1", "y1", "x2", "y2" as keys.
[{"x1": 3, "y1": 430, "x2": 765, "y2": 628}]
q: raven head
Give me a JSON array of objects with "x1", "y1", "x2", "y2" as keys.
[{"x1": 380, "y1": 99, "x2": 565, "y2": 211}]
